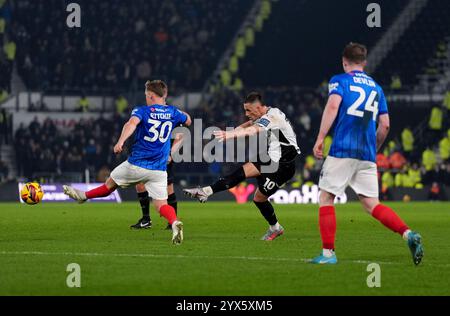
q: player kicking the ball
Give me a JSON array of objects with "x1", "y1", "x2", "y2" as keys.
[
  {"x1": 63, "y1": 80, "x2": 192, "y2": 244},
  {"x1": 184, "y1": 92, "x2": 300, "y2": 241},
  {"x1": 311, "y1": 43, "x2": 423, "y2": 264}
]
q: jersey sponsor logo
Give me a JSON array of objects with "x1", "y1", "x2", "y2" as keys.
[
  {"x1": 152, "y1": 107, "x2": 167, "y2": 112},
  {"x1": 257, "y1": 118, "x2": 271, "y2": 127},
  {"x1": 328, "y1": 82, "x2": 339, "y2": 93}
]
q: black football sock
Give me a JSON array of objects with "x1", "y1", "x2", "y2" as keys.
[
  {"x1": 168, "y1": 192, "x2": 178, "y2": 215},
  {"x1": 210, "y1": 167, "x2": 246, "y2": 193},
  {"x1": 137, "y1": 191, "x2": 150, "y2": 220},
  {"x1": 254, "y1": 200, "x2": 278, "y2": 226}
]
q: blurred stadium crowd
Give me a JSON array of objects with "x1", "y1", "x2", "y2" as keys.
[
  {"x1": 0, "y1": 0, "x2": 13, "y2": 100},
  {"x1": 11, "y1": 114, "x2": 128, "y2": 181},
  {"x1": 9, "y1": 0, "x2": 253, "y2": 94}
]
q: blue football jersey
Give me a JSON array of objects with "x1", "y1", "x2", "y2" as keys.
[
  {"x1": 328, "y1": 70, "x2": 388, "y2": 162},
  {"x1": 127, "y1": 104, "x2": 187, "y2": 171}
]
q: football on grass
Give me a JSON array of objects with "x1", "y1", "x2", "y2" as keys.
[{"x1": 21, "y1": 183, "x2": 44, "y2": 205}]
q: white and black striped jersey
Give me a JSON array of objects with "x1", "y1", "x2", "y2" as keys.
[{"x1": 254, "y1": 107, "x2": 301, "y2": 163}]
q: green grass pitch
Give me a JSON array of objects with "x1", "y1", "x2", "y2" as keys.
[{"x1": 0, "y1": 201, "x2": 449, "y2": 296}]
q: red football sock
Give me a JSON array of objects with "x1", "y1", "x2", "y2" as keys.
[
  {"x1": 372, "y1": 204, "x2": 409, "y2": 236},
  {"x1": 159, "y1": 204, "x2": 178, "y2": 225},
  {"x1": 85, "y1": 184, "x2": 114, "y2": 199},
  {"x1": 319, "y1": 206, "x2": 336, "y2": 250}
]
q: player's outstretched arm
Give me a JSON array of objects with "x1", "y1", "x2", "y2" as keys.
[
  {"x1": 313, "y1": 94, "x2": 342, "y2": 159},
  {"x1": 235, "y1": 120, "x2": 254, "y2": 130},
  {"x1": 114, "y1": 116, "x2": 141, "y2": 154},
  {"x1": 213, "y1": 125, "x2": 262, "y2": 142},
  {"x1": 376, "y1": 114, "x2": 390, "y2": 151}
]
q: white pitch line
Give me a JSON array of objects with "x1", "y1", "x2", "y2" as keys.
[
  {"x1": 2, "y1": 251, "x2": 447, "y2": 267},
  {"x1": 0, "y1": 250, "x2": 421, "y2": 266}
]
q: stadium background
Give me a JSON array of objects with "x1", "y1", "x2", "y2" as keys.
[
  {"x1": 1, "y1": 0, "x2": 450, "y2": 298},
  {"x1": 0, "y1": 0, "x2": 449, "y2": 203}
]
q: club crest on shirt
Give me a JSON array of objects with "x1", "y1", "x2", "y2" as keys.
[{"x1": 328, "y1": 82, "x2": 339, "y2": 93}]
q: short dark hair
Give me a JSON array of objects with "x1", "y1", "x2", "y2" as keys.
[
  {"x1": 145, "y1": 80, "x2": 168, "y2": 98},
  {"x1": 342, "y1": 42, "x2": 367, "y2": 64},
  {"x1": 244, "y1": 92, "x2": 263, "y2": 104}
]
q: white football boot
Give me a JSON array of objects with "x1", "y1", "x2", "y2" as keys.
[
  {"x1": 171, "y1": 221, "x2": 184, "y2": 245},
  {"x1": 183, "y1": 187, "x2": 209, "y2": 203},
  {"x1": 63, "y1": 185, "x2": 87, "y2": 204}
]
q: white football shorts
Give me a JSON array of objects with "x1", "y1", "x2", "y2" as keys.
[
  {"x1": 318, "y1": 156, "x2": 379, "y2": 198},
  {"x1": 110, "y1": 161, "x2": 168, "y2": 200}
]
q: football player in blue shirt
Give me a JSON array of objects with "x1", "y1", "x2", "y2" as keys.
[
  {"x1": 130, "y1": 86, "x2": 185, "y2": 231},
  {"x1": 311, "y1": 43, "x2": 423, "y2": 265},
  {"x1": 63, "y1": 80, "x2": 191, "y2": 245}
]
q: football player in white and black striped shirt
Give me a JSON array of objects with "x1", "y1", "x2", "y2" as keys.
[{"x1": 184, "y1": 92, "x2": 301, "y2": 241}]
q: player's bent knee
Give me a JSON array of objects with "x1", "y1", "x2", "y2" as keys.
[
  {"x1": 253, "y1": 190, "x2": 269, "y2": 203},
  {"x1": 243, "y1": 163, "x2": 261, "y2": 178},
  {"x1": 319, "y1": 190, "x2": 335, "y2": 206},
  {"x1": 153, "y1": 200, "x2": 168, "y2": 212},
  {"x1": 359, "y1": 195, "x2": 380, "y2": 214},
  {"x1": 105, "y1": 178, "x2": 119, "y2": 191},
  {"x1": 135, "y1": 183, "x2": 146, "y2": 193}
]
